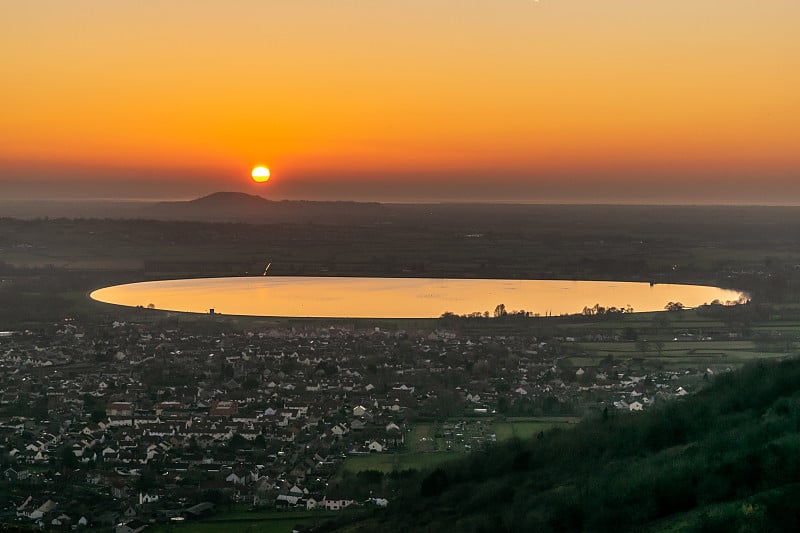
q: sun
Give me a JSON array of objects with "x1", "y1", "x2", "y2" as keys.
[{"x1": 251, "y1": 166, "x2": 271, "y2": 183}]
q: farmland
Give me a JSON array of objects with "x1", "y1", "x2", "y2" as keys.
[{"x1": 339, "y1": 417, "x2": 579, "y2": 476}]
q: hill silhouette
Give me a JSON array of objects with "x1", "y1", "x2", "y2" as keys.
[
  {"x1": 321, "y1": 358, "x2": 800, "y2": 532},
  {"x1": 138, "y1": 191, "x2": 385, "y2": 223},
  {"x1": 185, "y1": 191, "x2": 274, "y2": 208}
]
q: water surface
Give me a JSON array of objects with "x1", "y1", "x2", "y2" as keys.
[{"x1": 90, "y1": 277, "x2": 747, "y2": 319}]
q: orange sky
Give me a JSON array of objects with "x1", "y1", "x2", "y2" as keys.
[{"x1": 1, "y1": 1, "x2": 799, "y2": 203}]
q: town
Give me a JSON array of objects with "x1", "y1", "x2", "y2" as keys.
[{"x1": 0, "y1": 306, "x2": 737, "y2": 531}]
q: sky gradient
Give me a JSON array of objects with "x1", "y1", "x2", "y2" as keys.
[{"x1": 1, "y1": 1, "x2": 798, "y2": 203}]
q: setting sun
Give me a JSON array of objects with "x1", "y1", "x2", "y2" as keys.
[{"x1": 251, "y1": 166, "x2": 271, "y2": 183}]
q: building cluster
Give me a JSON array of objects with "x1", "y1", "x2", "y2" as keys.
[{"x1": 0, "y1": 316, "x2": 704, "y2": 528}]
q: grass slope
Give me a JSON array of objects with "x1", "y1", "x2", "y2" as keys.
[{"x1": 324, "y1": 357, "x2": 800, "y2": 532}]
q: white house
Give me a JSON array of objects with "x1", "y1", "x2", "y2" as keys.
[
  {"x1": 369, "y1": 497, "x2": 389, "y2": 507},
  {"x1": 323, "y1": 498, "x2": 354, "y2": 511},
  {"x1": 226, "y1": 471, "x2": 248, "y2": 485},
  {"x1": 139, "y1": 492, "x2": 159, "y2": 505}
]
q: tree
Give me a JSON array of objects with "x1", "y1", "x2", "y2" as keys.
[
  {"x1": 228, "y1": 433, "x2": 248, "y2": 451},
  {"x1": 497, "y1": 396, "x2": 510, "y2": 414},
  {"x1": 494, "y1": 304, "x2": 507, "y2": 318},
  {"x1": 59, "y1": 445, "x2": 79, "y2": 469},
  {"x1": 135, "y1": 468, "x2": 159, "y2": 491},
  {"x1": 187, "y1": 437, "x2": 201, "y2": 453},
  {"x1": 420, "y1": 468, "x2": 449, "y2": 498}
]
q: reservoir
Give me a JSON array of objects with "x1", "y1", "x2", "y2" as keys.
[{"x1": 90, "y1": 277, "x2": 747, "y2": 319}]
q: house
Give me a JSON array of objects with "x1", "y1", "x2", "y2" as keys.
[
  {"x1": 102, "y1": 446, "x2": 117, "y2": 457},
  {"x1": 111, "y1": 481, "x2": 130, "y2": 499},
  {"x1": 225, "y1": 470, "x2": 249, "y2": 485},
  {"x1": 323, "y1": 498, "x2": 354, "y2": 511},
  {"x1": 466, "y1": 393, "x2": 481, "y2": 403},
  {"x1": 106, "y1": 402, "x2": 134, "y2": 417},
  {"x1": 210, "y1": 400, "x2": 238, "y2": 417},
  {"x1": 367, "y1": 441, "x2": 385, "y2": 453},
  {"x1": 29, "y1": 499, "x2": 57, "y2": 520},
  {"x1": 155, "y1": 401, "x2": 186, "y2": 415},
  {"x1": 289, "y1": 484, "x2": 306, "y2": 495},
  {"x1": 115, "y1": 519, "x2": 147, "y2": 533},
  {"x1": 183, "y1": 502, "x2": 214, "y2": 518},
  {"x1": 53, "y1": 513, "x2": 72, "y2": 525},
  {"x1": 16, "y1": 495, "x2": 33, "y2": 516},
  {"x1": 138, "y1": 492, "x2": 159, "y2": 505},
  {"x1": 4, "y1": 467, "x2": 30, "y2": 481},
  {"x1": 276, "y1": 494, "x2": 302, "y2": 507},
  {"x1": 352, "y1": 405, "x2": 367, "y2": 417}
]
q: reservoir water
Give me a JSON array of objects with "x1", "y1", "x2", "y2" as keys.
[{"x1": 90, "y1": 277, "x2": 747, "y2": 319}]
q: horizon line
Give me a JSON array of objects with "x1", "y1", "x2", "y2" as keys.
[{"x1": 3, "y1": 193, "x2": 800, "y2": 208}]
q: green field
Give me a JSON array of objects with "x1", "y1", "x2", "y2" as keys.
[
  {"x1": 340, "y1": 417, "x2": 579, "y2": 476},
  {"x1": 568, "y1": 336, "x2": 795, "y2": 369}
]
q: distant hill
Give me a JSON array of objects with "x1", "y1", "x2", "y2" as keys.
[
  {"x1": 322, "y1": 358, "x2": 800, "y2": 532},
  {"x1": 138, "y1": 191, "x2": 385, "y2": 223},
  {"x1": 184, "y1": 191, "x2": 275, "y2": 208}
]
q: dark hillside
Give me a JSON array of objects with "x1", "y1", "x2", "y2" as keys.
[{"x1": 324, "y1": 358, "x2": 800, "y2": 532}]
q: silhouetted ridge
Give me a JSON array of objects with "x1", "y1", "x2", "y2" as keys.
[
  {"x1": 139, "y1": 191, "x2": 384, "y2": 223},
  {"x1": 187, "y1": 191, "x2": 272, "y2": 207}
]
